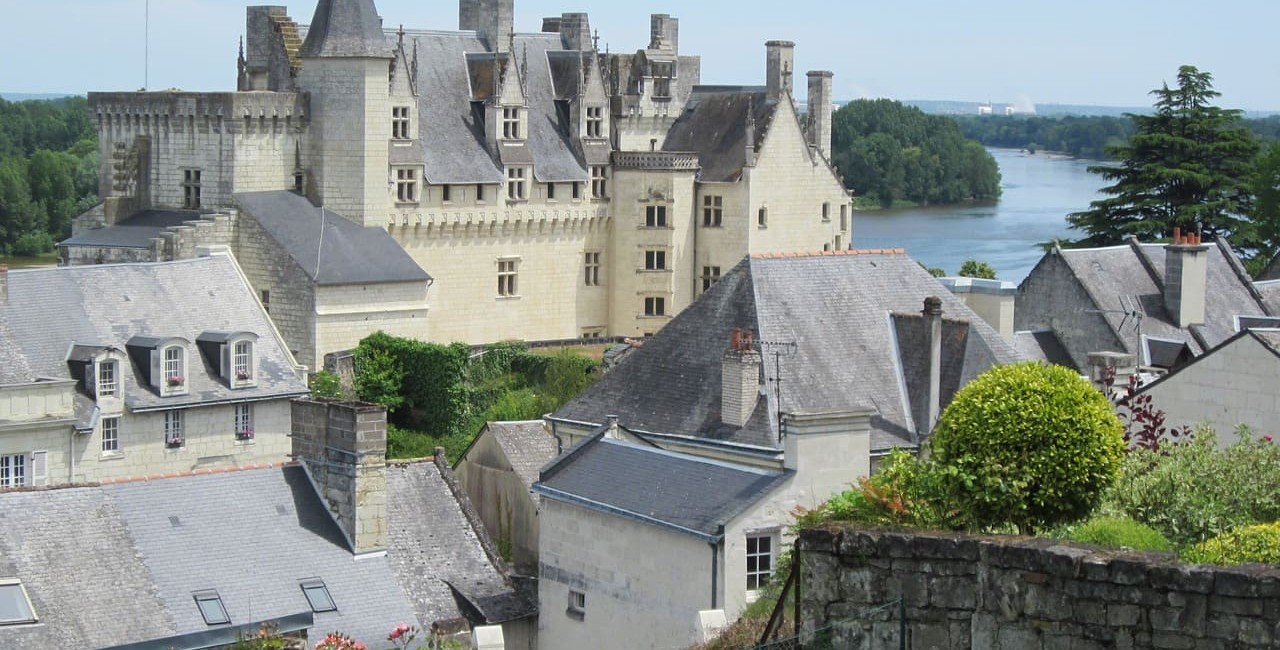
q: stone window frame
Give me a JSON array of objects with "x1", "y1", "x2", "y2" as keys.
[
  {"x1": 643, "y1": 296, "x2": 667, "y2": 317},
  {"x1": 163, "y1": 345, "x2": 186, "y2": 393},
  {"x1": 757, "y1": 206, "x2": 768, "y2": 229},
  {"x1": 164, "y1": 411, "x2": 185, "y2": 449},
  {"x1": 701, "y1": 265, "x2": 722, "y2": 293},
  {"x1": 502, "y1": 107, "x2": 523, "y2": 140},
  {"x1": 644, "y1": 249, "x2": 667, "y2": 272},
  {"x1": 392, "y1": 105, "x2": 412, "y2": 140},
  {"x1": 567, "y1": 589, "x2": 586, "y2": 621},
  {"x1": 182, "y1": 169, "x2": 202, "y2": 210},
  {"x1": 822, "y1": 202, "x2": 831, "y2": 222},
  {"x1": 231, "y1": 339, "x2": 254, "y2": 386},
  {"x1": 234, "y1": 403, "x2": 254, "y2": 442},
  {"x1": 840, "y1": 204, "x2": 849, "y2": 232},
  {"x1": 746, "y1": 531, "x2": 778, "y2": 591},
  {"x1": 702, "y1": 195, "x2": 723, "y2": 227},
  {"x1": 506, "y1": 167, "x2": 528, "y2": 202},
  {"x1": 546, "y1": 182, "x2": 556, "y2": 201},
  {"x1": 644, "y1": 205, "x2": 668, "y2": 228},
  {"x1": 497, "y1": 257, "x2": 520, "y2": 299},
  {"x1": 395, "y1": 167, "x2": 419, "y2": 204},
  {"x1": 585, "y1": 106, "x2": 604, "y2": 138},
  {"x1": 584, "y1": 251, "x2": 601, "y2": 286},
  {"x1": 102, "y1": 417, "x2": 121, "y2": 454},
  {"x1": 590, "y1": 166, "x2": 608, "y2": 199}
]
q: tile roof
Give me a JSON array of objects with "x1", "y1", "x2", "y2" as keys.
[
  {"x1": 0, "y1": 256, "x2": 308, "y2": 416},
  {"x1": 58, "y1": 209, "x2": 204, "y2": 249},
  {"x1": 551, "y1": 250, "x2": 1021, "y2": 452},
  {"x1": 299, "y1": 0, "x2": 390, "y2": 59},
  {"x1": 234, "y1": 190, "x2": 431, "y2": 286},
  {"x1": 534, "y1": 437, "x2": 790, "y2": 541}
]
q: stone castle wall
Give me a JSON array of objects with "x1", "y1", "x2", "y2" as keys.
[{"x1": 798, "y1": 526, "x2": 1280, "y2": 650}]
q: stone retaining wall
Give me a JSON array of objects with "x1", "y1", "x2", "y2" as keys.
[{"x1": 797, "y1": 526, "x2": 1280, "y2": 649}]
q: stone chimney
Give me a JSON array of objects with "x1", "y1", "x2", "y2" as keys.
[
  {"x1": 559, "y1": 13, "x2": 592, "y2": 51},
  {"x1": 721, "y1": 328, "x2": 762, "y2": 428},
  {"x1": 806, "y1": 70, "x2": 833, "y2": 159},
  {"x1": 459, "y1": 0, "x2": 479, "y2": 31},
  {"x1": 0, "y1": 265, "x2": 7, "y2": 305},
  {"x1": 1165, "y1": 228, "x2": 1209, "y2": 328},
  {"x1": 292, "y1": 399, "x2": 388, "y2": 556},
  {"x1": 782, "y1": 408, "x2": 873, "y2": 497},
  {"x1": 923, "y1": 297, "x2": 944, "y2": 435},
  {"x1": 765, "y1": 41, "x2": 795, "y2": 100},
  {"x1": 476, "y1": 0, "x2": 514, "y2": 52},
  {"x1": 937, "y1": 277, "x2": 1016, "y2": 341},
  {"x1": 649, "y1": 14, "x2": 679, "y2": 53},
  {"x1": 1088, "y1": 351, "x2": 1137, "y2": 399}
]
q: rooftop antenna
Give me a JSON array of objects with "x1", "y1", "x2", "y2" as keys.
[
  {"x1": 314, "y1": 202, "x2": 326, "y2": 281},
  {"x1": 1087, "y1": 295, "x2": 1144, "y2": 361},
  {"x1": 144, "y1": 0, "x2": 150, "y2": 90},
  {"x1": 753, "y1": 338, "x2": 798, "y2": 441}
]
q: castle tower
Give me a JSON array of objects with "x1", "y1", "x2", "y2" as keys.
[
  {"x1": 765, "y1": 40, "x2": 795, "y2": 100},
  {"x1": 297, "y1": 0, "x2": 392, "y2": 227}
]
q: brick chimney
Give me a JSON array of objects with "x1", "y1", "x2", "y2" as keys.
[
  {"x1": 722, "y1": 328, "x2": 762, "y2": 428},
  {"x1": 0, "y1": 265, "x2": 7, "y2": 305},
  {"x1": 292, "y1": 399, "x2": 388, "y2": 556},
  {"x1": 1165, "y1": 227, "x2": 1209, "y2": 328},
  {"x1": 806, "y1": 71, "x2": 833, "y2": 159},
  {"x1": 765, "y1": 41, "x2": 795, "y2": 100},
  {"x1": 923, "y1": 296, "x2": 944, "y2": 436}
]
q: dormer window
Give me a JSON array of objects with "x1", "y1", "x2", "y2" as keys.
[
  {"x1": 164, "y1": 346, "x2": 186, "y2": 392},
  {"x1": 233, "y1": 341, "x2": 252, "y2": 383},
  {"x1": 98, "y1": 360, "x2": 118, "y2": 398},
  {"x1": 502, "y1": 107, "x2": 523, "y2": 140},
  {"x1": 392, "y1": 106, "x2": 411, "y2": 140},
  {"x1": 197, "y1": 331, "x2": 259, "y2": 388},
  {"x1": 586, "y1": 106, "x2": 604, "y2": 138}
]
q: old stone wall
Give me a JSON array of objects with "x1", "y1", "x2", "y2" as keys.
[{"x1": 798, "y1": 526, "x2": 1280, "y2": 650}]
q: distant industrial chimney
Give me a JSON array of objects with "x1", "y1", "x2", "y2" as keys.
[
  {"x1": 721, "y1": 328, "x2": 762, "y2": 428},
  {"x1": 923, "y1": 296, "x2": 943, "y2": 435},
  {"x1": 765, "y1": 41, "x2": 795, "y2": 100},
  {"x1": 806, "y1": 70, "x2": 833, "y2": 159},
  {"x1": 1165, "y1": 227, "x2": 1209, "y2": 328}
]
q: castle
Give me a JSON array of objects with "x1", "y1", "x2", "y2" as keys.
[{"x1": 65, "y1": 0, "x2": 852, "y2": 368}]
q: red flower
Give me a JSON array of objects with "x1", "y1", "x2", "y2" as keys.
[{"x1": 1264, "y1": 435, "x2": 1273, "y2": 443}]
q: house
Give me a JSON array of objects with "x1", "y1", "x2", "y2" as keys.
[
  {"x1": 454, "y1": 420, "x2": 559, "y2": 575},
  {"x1": 535, "y1": 249, "x2": 1022, "y2": 648},
  {"x1": 1016, "y1": 236, "x2": 1275, "y2": 374},
  {"x1": 0, "y1": 253, "x2": 309, "y2": 487},
  {"x1": 68, "y1": 0, "x2": 851, "y2": 355},
  {"x1": 0, "y1": 400, "x2": 535, "y2": 649}
]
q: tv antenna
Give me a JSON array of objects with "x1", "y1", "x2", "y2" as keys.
[
  {"x1": 752, "y1": 338, "x2": 798, "y2": 442},
  {"x1": 1087, "y1": 295, "x2": 1144, "y2": 360}
]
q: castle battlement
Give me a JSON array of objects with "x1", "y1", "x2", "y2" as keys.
[
  {"x1": 612, "y1": 151, "x2": 699, "y2": 171},
  {"x1": 90, "y1": 92, "x2": 308, "y2": 126}
]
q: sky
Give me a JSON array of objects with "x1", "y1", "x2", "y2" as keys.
[{"x1": 2, "y1": 0, "x2": 1278, "y2": 111}]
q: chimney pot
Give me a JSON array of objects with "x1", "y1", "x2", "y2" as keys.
[{"x1": 922, "y1": 296, "x2": 943, "y2": 316}]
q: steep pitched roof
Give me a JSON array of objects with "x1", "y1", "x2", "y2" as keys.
[
  {"x1": 662, "y1": 86, "x2": 779, "y2": 182},
  {"x1": 0, "y1": 256, "x2": 307, "y2": 415},
  {"x1": 235, "y1": 191, "x2": 431, "y2": 286},
  {"x1": 58, "y1": 209, "x2": 203, "y2": 249},
  {"x1": 534, "y1": 437, "x2": 790, "y2": 541},
  {"x1": 551, "y1": 250, "x2": 1022, "y2": 452},
  {"x1": 299, "y1": 0, "x2": 390, "y2": 59},
  {"x1": 1014, "y1": 330, "x2": 1076, "y2": 370},
  {"x1": 1255, "y1": 280, "x2": 1280, "y2": 315},
  {"x1": 483, "y1": 420, "x2": 558, "y2": 493}
]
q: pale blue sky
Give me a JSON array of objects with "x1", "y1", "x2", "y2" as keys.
[{"x1": 2, "y1": 0, "x2": 1277, "y2": 111}]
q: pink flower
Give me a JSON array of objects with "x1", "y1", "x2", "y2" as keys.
[
  {"x1": 387, "y1": 624, "x2": 411, "y2": 641},
  {"x1": 1265, "y1": 435, "x2": 1273, "y2": 443}
]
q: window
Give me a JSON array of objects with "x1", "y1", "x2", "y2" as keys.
[
  {"x1": 183, "y1": 169, "x2": 202, "y2": 209},
  {"x1": 591, "y1": 166, "x2": 607, "y2": 199},
  {"x1": 651, "y1": 62, "x2": 674, "y2": 99},
  {"x1": 261, "y1": 289, "x2": 271, "y2": 313},
  {"x1": 476, "y1": 184, "x2": 486, "y2": 202},
  {"x1": 164, "y1": 346, "x2": 185, "y2": 389},
  {"x1": 102, "y1": 417, "x2": 120, "y2": 453},
  {"x1": 395, "y1": 168, "x2": 418, "y2": 203},
  {"x1": 747, "y1": 534, "x2": 776, "y2": 591},
  {"x1": 571, "y1": 182, "x2": 581, "y2": 200},
  {"x1": 567, "y1": 589, "x2": 586, "y2": 620},
  {"x1": 507, "y1": 167, "x2": 527, "y2": 201},
  {"x1": 502, "y1": 107, "x2": 522, "y2": 139},
  {"x1": 233, "y1": 341, "x2": 252, "y2": 382},
  {"x1": 581, "y1": 329, "x2": 603, "y2": 340},
  {"x1": 644, "y1": 296, "x2": 666, "y2": 316},
  {"x1": 442, "y1": 184, "x2": 452, "y2": 202},
  {"x1": 294, "y1": 171, "x2": 305, "y2": 193},
  {"x1": 586, "y1": 106, "x2": 604, "y2": 138},
  {"x1": 497, "y1": 259, "x2": 518, "y2": 297},
  {"x1": 300, "y1": 579, "x2": 337, "y2": 613},
  {"x1": 584, "y1": 252, "x2": 601, "y2": 286},
  {"x1": 758, "y1": 207, "x2": 768, "y2": 228},
  {"x1": 645, "y1": 205, "x2": 667, "y2": 228},
  {"x1": 702, "y1": 195, "x2": 722, "y2": 227},
  {"x1": 0, "y1": 580, "x2": 38, "y2": 625},
  {"x1": 194, "y1": 590, "x2": 230, "y2": 626},
  {"x1": 822, "y1": 202, "x2": 831, "y2": 222},
  {"x1": 701, "y1": 265, "x2": 722, "y2": 292},
  {"x1": 0, "y1": 455, "x2": 25, "y2": 488},
  {"x1": 546, "y1": 182, "x2": 556, "y2": 200},
  {"x1": 165, "y1": 411, "x2": 185, "y2": 448},
  {"x1": 392, "y1": 106, "x2": 411, "y2": 140},
  {"x1": 235, "y1": 404, "x2": 254, "y2": 440},
  {"x1": 840, "y1": 204, "x2": 849, "y2": 232},
  {"x1": 98, "y1": 360, "x2": 118, "y2": 398},
  {"x1": 644, "y1": 250, "x2": 667, "y2": 271}
]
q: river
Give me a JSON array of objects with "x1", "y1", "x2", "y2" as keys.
[{"x1": 851, "y1": 148, "x2": 1106, "y2": 284}]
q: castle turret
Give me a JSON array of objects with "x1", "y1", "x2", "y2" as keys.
[
  {"x1": 766, "y1": 40, "x2": 795, "y2": 100},
  {"x1": 297, "y1": 0, "x2": 392, "y2": 227}
]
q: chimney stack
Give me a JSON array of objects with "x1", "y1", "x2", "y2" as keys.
[
  {"x1": 473, "y1": 0, "x2": 514, "y2": 52},
  {"x1": 1088, "y1": 351, "x2": 1137, "y2": 399},
  {"x1": 558, "y1": 13, "x2": 592, "y2": 51},
  {"x1": 1165, "y1": 227, "x2": 1209, "y2": 328},
  {"x1": 721, "y1": 328, "x2": 762, "y2": 428},
  {"x1": 806, "y1": 71, "x2": 833, "y2": 159},
  {"x1": 923, "y1": 297, "x2": 944, "y2": 436},
  {"x1": 0, "y1": 265, "x2": 7, "y2": 305},
  {"x1": 649, "y1": 14, "x2": 679, "y2": 52},
  {"x1": 765, "y1": 41, "x2": 795, "y2": 100}
]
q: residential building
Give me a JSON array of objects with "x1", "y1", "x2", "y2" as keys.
[
  {"x1": 66, "y1": 0, "x2": 851, "y2": 360},
  {"x1": 0, "y1": 253, "x2": 309, "y2": 487}
]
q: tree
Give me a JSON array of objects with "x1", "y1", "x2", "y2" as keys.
[
  {"x1": 929, "y1": 362, "x2": 1125, "y2": 533},
  {"x1": 957, "y1": 259, "x2": 997, "y2": 279},
  {"x1": 1068, "y1": 66, "x2": 1259, "y2": 247},
  {"x1": 1245, "y1": 142, "x2": 1280, "y2": 276}
]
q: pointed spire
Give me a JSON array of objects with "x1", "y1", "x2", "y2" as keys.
[{"x1": 299, "y1": 0, "x2": 390, "y2": 59}]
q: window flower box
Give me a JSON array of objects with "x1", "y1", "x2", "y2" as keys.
[
  {"x1": 166, "y1": 436, "x2": 185, "y2": 448},
  {"x1": 235, "y1": 369, "x2": 252, "y2": 381},
  {"x1": 236, "y1": 428, "x2": 255, "y2": 441},
  {"x1": 166, "y1": 375, "x2": 185, "y2": 387}
]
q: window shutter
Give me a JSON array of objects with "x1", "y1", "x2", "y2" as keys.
[
  {"x1": 221, "y1": 344, "x2": 231, "y2": 380},
  {"x1": 30, "y1": 450, "x2": 48, "y2": 487}
]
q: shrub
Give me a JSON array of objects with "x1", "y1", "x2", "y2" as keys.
[
  {"x1": 1183, "y1": 522, "x2": 1280, "y2": 565},
  {"x1": 957, "y1": 259, "x2": 997, "y2": 279},
  {"x1": 1057, "y1": 516, "x2": 1172, "y2": 552},
  {"x1": 309, "y1": 370, "x2": 346, "y2": 400},
  {"x1": 10, "y1": 230, "x2": 54, "y2": 256},
  {"x1": 929, "y1": 362, "x2": 1125, "y2": 533},
  {"x1": 793, "y1": 450, "x2": 959, "y2": 530}
]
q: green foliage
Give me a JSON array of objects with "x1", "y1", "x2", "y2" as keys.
[
  {"x1": 353, "y1": 343, "x2": 405, "y2": 411},
  {"x1": 918, "y1": 261, "x2": 946, "y2": 278},
  {"x1": 0, "y1": 98, "x2": 98, "y2": 252},
  {"x1": 1102, "y1": 428, "x2": 1280, "y2": 547},
  {"x1": 1182, "y1": 522, "x2": 1280, "y2": 565},
  {"x1": 308, "y1": 370, "x2": 347, "y2": 400},
  {"x1": 793, "y1": 449, "x2": 960, "y2": 530},
  {"x1": 1054, "y1": 516, "x2": 1172, "y2": 552},
  {"x1": 10, "y1": 230, "x2": 53, "y2": 256},
  {"x1": 832, "y1": 99, "x2": 1001, "y2": 207},
  {"x1": 930, "y1": 362, "x2": 1125, "y2": 533},
  {"x1": 1245, "y1": 141, "x2": 1280, "y2": 276},
  {"x1": 1067, "y1": 66, "x2": 1260, "y2": 248},
  {"x1": 953, "y1": 114, "x2": 1136, "y2": 159},
  {"x1": 354, "y1": 332, "x2": 471, "y2": 435},
  {"x1": 957, "y1": 259, "x2": 997, "y2": 279}
]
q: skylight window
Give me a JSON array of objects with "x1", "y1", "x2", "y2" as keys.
[
  {"x1": 193, "y1": 590, "x2": 230, "y2": 625},
  {"x1": 0, "y1": 580, "x2": 37, "y2": 626},
  {"x1": 300, "y1": 579, "x2": 337, "y2": 613}
]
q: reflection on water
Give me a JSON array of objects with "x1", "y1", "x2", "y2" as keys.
[{"x1": 852, "y1": 148, "x2": 1106, "y2": 283}]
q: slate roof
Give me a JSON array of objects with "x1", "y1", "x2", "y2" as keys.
[
  {"x1": 58, "y1": 209, "x2": 203, "y2": 249},
  {"x1": 483, "y1": 420, "x2": 558, "y2": 495},
  {"x1": 299, "y1": 0, "x2": 391, "y2": 59},
  {"x1": 1014, "y1": 330, "x2": 1077, "y2": 370},
  {"x1": 1135, "y1": 328, "x2": 1280, "y2": 399},
  {"x1": 663, "y1": 86, "x2": 781, "y2": 182},
  {"x1": 1255, "y1": 280, "x2": 1280, "y2": 315},
  {"x1": 0, "y1": 461, "x2": 528, "y2": 649},
  {"x1": 234, "y1": 190, "x2": 431, "y2": 286},
  {"x1": 534, "y1": 437, "x2": 791, "y2": 541},
  {"x1": 0, "y1": 256, "x2": 308, "y2": 418},
  {"x1": 551, "y1": 250, "x2": 1022, "y2": 453}
]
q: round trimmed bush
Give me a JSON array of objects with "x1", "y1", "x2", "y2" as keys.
[
  {"x1": 1183, "y1": 522, "x2": 1280, "y2": 565},
  {"x1": 929, "y1": 362, "x2": 1125, "y2": 533},
  {"x1": 1062, "y1": 516, "x2": 1172, "y2": 552}
]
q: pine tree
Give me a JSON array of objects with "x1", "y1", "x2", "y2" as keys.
[{"x1": 1068, "y1": 66, "x2": 1258, "y2": 247}]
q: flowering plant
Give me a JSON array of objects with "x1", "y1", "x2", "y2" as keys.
[
  {"x1": 387, "y1": 624, "x2": 418, "y2": 649},
  {"x1": 236, "y1": 369, "x2": 252, "y2": 381},
  {"x1": 314, "y1": 632, "x2": 366, "y2": 650},
  {"x1": 166, "y1": 436, "x2": 185, "y2": 448},
  {"x1": 166, "y1": 374, "x2": 185, "y2": 387},
  {"x1": 236, "y1": 428, "x2": 255, "y2": 440}
]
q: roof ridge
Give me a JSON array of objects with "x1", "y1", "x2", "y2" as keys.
[
  {"x1": 97, "y1": 460, "x2": 298, "y2": 485},
  {"x1": 751, "y1": 248, "x2": 906, "y2": 260}
]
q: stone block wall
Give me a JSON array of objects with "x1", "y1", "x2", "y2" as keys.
[{"x1": 798, "y1": 526, "x2": 1280, "y2": 650}]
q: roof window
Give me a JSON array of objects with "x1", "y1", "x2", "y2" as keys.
[
  {"x1": 0, "y1": 579, "x2": 37, "y2": 626},
  {"x1": 193, "y1": 590, "x2": 230, "y2": 626},
  {"x1": 300, "y1": 579, "x2": 337, "y2": 613}
]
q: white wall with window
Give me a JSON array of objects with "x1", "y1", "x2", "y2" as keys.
[
  {"x1": 395, "y1": 167, "x2": 419, "y2": 204},
  {"x1": 102, "y1": 417, "x2": 121, "y2": 454},
  {"x1": 392, "y1": 106, "x2": 412, "y2": 140},
  {"x1": 497, "y1": 258, "x2": 519, "y2": 298},
  {"x1": 506, "y1": 167, "x2": 527, "y2": 201},
  {"x1": 590, "y1": 166, "x2": 607, "y2": 199},
  {"x1": 235, "y1": 404, "x2": 255, "y2": 441},
  {"x1": 164, "y1": 411, "x2": 185, "y2": 448},
  {"x1": 502, "y1": 107, "x2": 523, "y2": 140}
]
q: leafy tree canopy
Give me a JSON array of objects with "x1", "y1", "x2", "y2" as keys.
[{"x1": 957, "y1": 259, "x2": 997, "y2": 280}]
